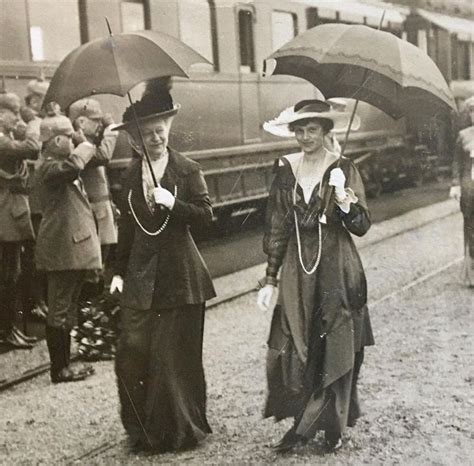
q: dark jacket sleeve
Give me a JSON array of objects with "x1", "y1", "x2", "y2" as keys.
[
  {"x1": 337, "y1": 160, "x2": 371, "y2": 237},
  {"x1": 114, "y1": 207, "x2": 135, "y2": 277},
  {"x1": 171, "y1": 168, "x2": 213, "y2": 229},
  {"x1": 263, "y1": 162, "x2": 294, "y2": 284},
  {"x1": 0, "y1": 134, "x2": 40, "y2": 161},
  {"x1": 113, "y1": 163, "x2": 137, "y2": 277}
]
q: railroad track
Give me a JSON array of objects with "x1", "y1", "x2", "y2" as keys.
[{"x1": 0, "y1": 205, "x2": 458, "y2": 394}]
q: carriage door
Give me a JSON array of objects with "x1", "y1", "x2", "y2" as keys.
[{"x1": 237, "y1": 7, "x2": 261, "y2": 144}]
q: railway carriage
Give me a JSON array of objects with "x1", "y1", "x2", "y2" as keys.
[{"x1": 0, "y1": 0, "x2": 472, "y2": 218}]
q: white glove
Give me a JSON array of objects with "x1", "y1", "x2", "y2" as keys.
[
  {"x1": 153, "y1": 186, "x2": 175, "y2": 210},
  {"x1": 328, "y1": 167, "x2": 347, "y2": 202},
  {"x1": 257, "y1": 285, "x2": 275, "y2": 311},
  {"x1": 110, "y1": 275, "x2": 124, "y2": 294},
  {"x1": 449, "y1": 185, "x2": 461, "y2": 201}
]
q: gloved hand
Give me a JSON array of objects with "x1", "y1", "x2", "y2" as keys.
[
  {"x1": 257, "y1": 284, "x2": 275, "y2": 310},
  {"x1": 329, "y1": 167, "x2": 347, "y2": 202},
  {"x1": 153, "y1": 186, "x2": 175, "y2": 210},
  {"x1": 110, "y1": 275, "x2": 124, "y2": 294},
  {"x1": 449, "y1": 185, "x2": 461, "y2": 201}
]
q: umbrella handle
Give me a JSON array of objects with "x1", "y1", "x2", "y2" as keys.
[
  {"x1": 127, "y1": 92, "x2": 159, "y2": 188},
  {"x1": 321, "y1": 98, "x2": 360, "y2": 219}
]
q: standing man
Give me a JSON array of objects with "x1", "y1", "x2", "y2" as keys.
[
  {"x1": 18, "y1": 79, "x2": 50, "y2": 320},
  {"x1": 0, "y1": 104, "x2": 40, "y2": 348},
  {"x1": 35, "y1": 113, "x2": 101, "y2": 383},
  {"x1": 68, "y1": 99, "x2": 118, "y2": 283}
]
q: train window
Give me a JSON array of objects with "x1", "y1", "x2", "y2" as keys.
[
  {"x1": 27, "y1": 0, "x2": 81, "y2": 61},
  {"x1": 272, "y1": 11, "x2": 297, "y2": 51},
  {"x1": 121, "y1": 0, "x2": 146, "y2": 32},
  {"x1": 178, "y1": 0, "x2": 215, "y2": 67},
  {"x1": 238, "y1": 9, "x2": 255, "y2": 72},
  {"x1": 452, "y1": 39, "x2": 471, "y2": 81}
]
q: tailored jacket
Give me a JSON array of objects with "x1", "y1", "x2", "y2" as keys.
[
  {"x1": 34, "y1": 142, "x2": 102, "y2": 271},
  {"x1": 82, "y1": 126, "x2": 118, "y2": 245},
  {"x1": 0, "y1": 131, "x2": 39, "y2": 242},
  {"x1": 115, "y1": 148, "x2": 216, "y2": 311}
]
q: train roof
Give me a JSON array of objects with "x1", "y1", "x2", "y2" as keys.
[
  {"x1": 291, "y1": 0, "x2": 407, "y2": 27},
  {"x1": 416, "y1": 9, "x2": 474, "y2": 41}
]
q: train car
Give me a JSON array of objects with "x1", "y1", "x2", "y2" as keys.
[{"x1": 0, "y1": 0, "x2": 472, "y2": 218}]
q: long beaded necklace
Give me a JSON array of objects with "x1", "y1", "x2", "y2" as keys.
[
  {"x1": 292, "y1": 157, "x2": 324, "y2": 275},
  {"x1": 127, "y1": 185, "x2": 177, "y2": 236}
]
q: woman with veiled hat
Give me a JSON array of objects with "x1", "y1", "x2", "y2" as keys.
[
  {"x1": 109, "y1": 91, "x2": 215, "y2": 453},
  {"x1": 257, "y1": 99, "x2": 374, "y2": 453}
]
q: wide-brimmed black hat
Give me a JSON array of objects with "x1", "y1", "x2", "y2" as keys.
[{"x1": 113, "y1": 90, "x2": 180, "y2": 132}]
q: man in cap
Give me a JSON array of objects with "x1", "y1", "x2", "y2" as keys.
[
  {"x1": 0, "y1": 107, "x2": 40, "y2": 348},
  {"x1": 68, "y1": 98, "x2": 118, "y2": 285},
  {"x1": 35, "y1": 113, "x2": 101, "y2": 383},
  {"x1": 17, "y1": 81, "x2": 51, "y2": 321}
]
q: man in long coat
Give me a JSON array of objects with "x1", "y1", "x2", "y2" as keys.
[
  {"x1": 0, "y1": 104, "x2": 40, "y2": 348},
  {"x1": 35, "y1": 114, "x2": 102, "y2": 383},
  {"x1": 68, "y1": 99, "x2": 118, "y2": 265}
]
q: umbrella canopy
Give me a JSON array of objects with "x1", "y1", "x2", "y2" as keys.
[
  {"x1": 43, "y1": 29, "x2": 211, "y2": 110},
  {"x1": 264, "y1": 23, "x2": 456, "y2": 119}
]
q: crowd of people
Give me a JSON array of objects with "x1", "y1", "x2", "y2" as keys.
[
  {"x1": 0, "y1": 79, "x2": 119, "y2": 374},
  {"x1": 1, "y1": 74, "x2": 472, "y2": 456}
]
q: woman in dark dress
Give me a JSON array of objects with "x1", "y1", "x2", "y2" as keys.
[
  {"x1": 110, "y1": 92, "x2": 216, "y2": 453},
  {"x1": 450, "y1": 96, "x2": 474, "y2": 287},
  {"x1": 257, "y1": 99, "x2": 374, "y2": 453}
]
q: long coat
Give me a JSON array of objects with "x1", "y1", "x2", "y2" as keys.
[
  {"x1": 0, "y1": 132, "x2": 39, "y2": 242},
  {"x1": 263, "y1": 153, "x2": 374, "y2": 422},
  {"x1": 35, "y1": 143, "x2": 102, "y2": 271},
  {"x1": 82, "y1": 126, "x2": 118, "y2": 245},
  {"x1": 114, "y1": 148, "x2": 216, "y2": 311}
]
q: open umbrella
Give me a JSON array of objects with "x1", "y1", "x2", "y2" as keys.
[
  {"x1": 263, "y1": 23, "x2": 456, "y2": 119},
  {"x1": 43, "y1": 23, "x2": 211, "y2": 187},
  {"x1": 43, "y1": 28, "x2": 211, "y2": 111},
  {"x1": 263, "y1": 22, "x2": 456, "y2": 218}
]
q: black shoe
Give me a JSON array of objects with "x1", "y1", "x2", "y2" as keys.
[
  {"x1": 0, "y1": 330, "x2": 34, "y2": 349},
  {"x1": 51, "y1": 366, "x2": 91, "y2": 384},
  {"x1": 324, "y1": 432, "x2": 343, "y2": 452},
  {"x1": 12, "y1": 327, "x2": 38, "y2": 343},
  {"x1": 272, "y1": 426, "x2": 308, "y2": 453}
]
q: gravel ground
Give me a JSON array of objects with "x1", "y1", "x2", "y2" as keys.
[{"x1": 1, "y1": 211, "x2": 472, "y2": 465}]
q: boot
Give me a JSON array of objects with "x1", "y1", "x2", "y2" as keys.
[
  {"x1": 12, "y1": 326, "x2": 38, "y2": 343},
  {"x1": 46, "y1": 326, "x2": 90, "y2": 383}
]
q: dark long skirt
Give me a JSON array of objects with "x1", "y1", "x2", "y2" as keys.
[
  {"x1": 462, "y1": 212, "x2": 474, "y2": 286},
  {"x1": 115, "y1": 303, "x2": 211, "y2": 452}
]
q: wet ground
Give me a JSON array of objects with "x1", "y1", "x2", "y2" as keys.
[{"x1": 1, "y1": 200, "x2": 472, "y2": 464}]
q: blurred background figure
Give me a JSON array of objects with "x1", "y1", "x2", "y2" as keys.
[
  {"x1": 17, "y1": 79, "x2": 51, "y2": 322},
  {"x1": 35, "y1": 112, "x2": 101, "y2": 383},
  {"x1": 68, "y1": 98, "x2": 118, "y2": 295},
  {"x1": 450, "y1": 96, "x2": 474, "y2": 287},
  {"x1": 0, "y1": 95, "x2": 40, "y2": 349}
]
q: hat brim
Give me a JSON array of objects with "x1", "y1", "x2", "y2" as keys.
[
  {"x1": 263, "y1": 108, "x2": 360, "y2": 138},
  {"x1": 113, "y1": 104, "x2": 180, "y2": 132}
]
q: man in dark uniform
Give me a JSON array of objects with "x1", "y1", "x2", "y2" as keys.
[
  {"x1": 35, "y1": 113, "x2": 102, "y2": 383},
  {"x1": 0, "y1": 102, "x2": 40, "y2": 348}
]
